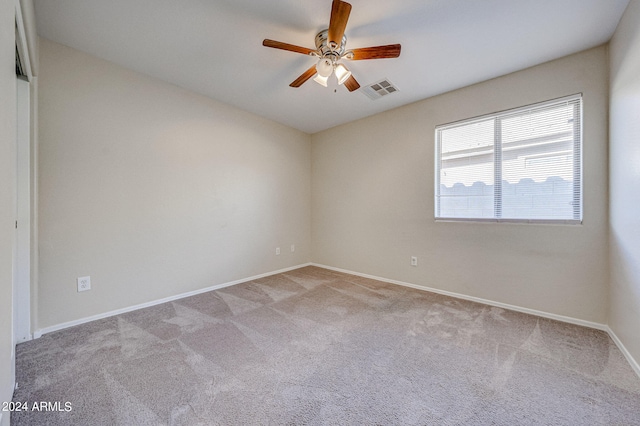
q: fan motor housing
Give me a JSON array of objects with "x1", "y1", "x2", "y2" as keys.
[{"x1": 315, "y1": 29, "x2": 347, "y2": 58}]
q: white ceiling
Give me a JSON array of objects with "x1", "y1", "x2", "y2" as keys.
[{"x1": 34, "y1": 0, "x2": 629, "y2": 134}]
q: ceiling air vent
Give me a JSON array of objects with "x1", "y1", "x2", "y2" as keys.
[{"x1": 361, "y1": 79, "x2": 399, "y2": 100}]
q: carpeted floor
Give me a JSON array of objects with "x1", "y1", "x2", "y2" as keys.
[{"x1": 11, "y1": 266, "x2": 640, "y2": 425}]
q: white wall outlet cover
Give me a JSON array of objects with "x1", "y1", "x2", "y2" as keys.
[
  {"x1": 276, "y1": 247, "x2": 281, "y2": 255},
  {"x1": 77, "y1": 276, "x2": 91, "y2": 292},
  {"x1": 291, "y1": 244, "x2": 295, "y2": 252},
  {"x1": 411, "y1": 256, "x2": 418, "y2": 266}
]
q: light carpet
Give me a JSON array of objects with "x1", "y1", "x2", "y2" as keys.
[{"x1": 11, "y1": 266, "x2": 640, "y2": 425}]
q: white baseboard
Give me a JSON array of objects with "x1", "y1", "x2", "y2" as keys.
[
  {"x1": 35, "y1": 263, "x2": 312, "y2": 336},
  {"x1": 10, "y1": 344, "x2": 15, "y2": 412},
  {"x1": 312, "y1": 263, "x2": 608, "y2": 331},
  {"x1": 606, "y1": 326, "x2": 640, "y2": 379},
  {"x1": 0, "y1": 407, "x2": 7, "y2": 426}
]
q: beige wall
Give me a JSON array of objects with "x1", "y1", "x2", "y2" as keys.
[
  {"x1": 0, "y1": 0, "x2": 16, "y2": 423},
  {"x1": 312, "y1": 46, "x2": 609, "y2": 323},
  {"x1": 609, "y1": 0, "x2": 640, "y2": 367},
  {"x1": 37, "y1": 39, "x2": 311, "y2": 330}
]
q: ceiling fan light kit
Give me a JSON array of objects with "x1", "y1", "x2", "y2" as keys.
[{"x1": 262, "y1": 0, "x2": 401, "y2": 92}]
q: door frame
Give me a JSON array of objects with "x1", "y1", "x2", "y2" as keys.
[{"x1": 14, "y1": 76, "x2": 31, "y2": 345}]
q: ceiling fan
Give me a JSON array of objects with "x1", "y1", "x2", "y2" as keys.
[{"x1": 262, "y1": 0, "x2": 401, "y2": 92}]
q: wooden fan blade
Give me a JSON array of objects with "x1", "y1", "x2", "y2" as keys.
[
  {"x1": 349, "y1": 44, "x2": 401, "y2": 60},
  {"x1": 344, "y1": 75, "x2": 360, "y2": 92},
  {"x1": 290, "y1": 65, "x2": 317, "y2": 88},
  {"x1": 263, "y1": 39, "x2": 315, "y2": 56},
  {"x1": 328, "y1": 0, "x2": 352, "y2": 46}
]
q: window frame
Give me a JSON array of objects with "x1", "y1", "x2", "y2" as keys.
[{"x1": 434, "y1": 94, "x2": 583, "y2": 225}]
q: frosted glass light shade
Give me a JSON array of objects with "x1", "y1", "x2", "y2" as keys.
[
  {"x1": 334, "y1": 63, "x2": 351, "y2": 85},
  {"x1": 313, "y1": 74, "x2": 328, "y2": 87},
  {"x1": 316, "y1": 58, "x2": 333, "y2": 78}
]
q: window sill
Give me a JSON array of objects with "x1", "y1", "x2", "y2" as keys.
[{"x1": 435, "y1": 218, "x2": 582, "y2": 225}]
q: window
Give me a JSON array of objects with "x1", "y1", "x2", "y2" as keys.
[{"x1": 435, "y1": 94, "x2": 582, "y2": 224}]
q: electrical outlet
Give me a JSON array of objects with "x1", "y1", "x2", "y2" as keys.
[
  {"x1": 77, "y1": 276, "x2": 91, "y2": 292},
  {"x1": 411, "y1": 256, "x2": 418, "y2": 267},
  {"x1": 291, "y1": 244, "x2": 295, "y2": 252},
  {"x1": 276, "y1": 247, "x2": 280, "y2": 255}
]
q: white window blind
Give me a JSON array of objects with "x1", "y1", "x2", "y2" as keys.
[{"x1": 435, "y1": 94, "x2": 582, "y2": 223}]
